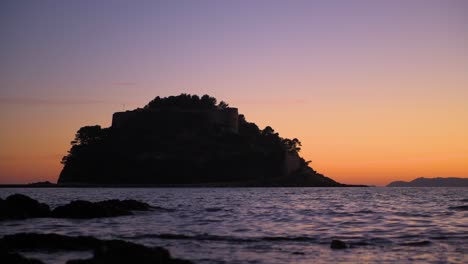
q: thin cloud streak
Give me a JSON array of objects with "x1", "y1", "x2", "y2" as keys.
[
  {"x1": 0, "y1": 97, "x2": 133, "y2": 106},
  {"x1": 112, "y1": 82, "x2": 137, "y2": 86}
]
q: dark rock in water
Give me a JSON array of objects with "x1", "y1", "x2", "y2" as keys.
[
  {"x1": 67, "y1": 239, "x2": 193, "y2": 264},
  {"x1": 448, "y1": 205, "x2": 468, "y2": 211},
  {"x1": 51, "y1": 199, "x2": 150, "y2": 219},
  {"x1": 0, "y1": 250, "x2": 44, "y2": 264},
  {"x1": 330, "y1": 239, "x2": 347, "y2": 249},
  {"x1": 0, "y1": 194, "x2": 50, "y2": 220},
  {"x1": 52, "y1": 200, "x2": 131, "y2": 218},
  {"x1": 0, "y1": 194, "x2": 152, "y2": 220},
  {"x1": 0, "y1": 233, "x2": 101, "y2": 251},
  {"x1": 0, "y1": 233, "x2": 193, "y2": 264},
  {"x1": 291, "y1": 251, "x2": 305, "y2": 255}
]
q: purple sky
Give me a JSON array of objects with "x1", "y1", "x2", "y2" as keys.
[{"x1": 1, "y1": 0, "x2": 467, "y2": 185}]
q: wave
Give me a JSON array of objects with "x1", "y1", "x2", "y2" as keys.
[
  {"x1": 120, "y1": 233, "x2": 318, "y2": 243},
  {"x1": 398, "y1": 241, "x2": 432, "y2": 247},
  {"x1": 151, "y1": 206, "x2": 176, "y2": 212},
  {"x1": 121, "y1": 233, "x2": 434, "y2": 248}
]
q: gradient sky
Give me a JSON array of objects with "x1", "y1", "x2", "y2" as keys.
[{"x1": 1, "y1": 0, "x2": 467, "y2": 185}]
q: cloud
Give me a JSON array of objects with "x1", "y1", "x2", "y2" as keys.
[
  {"x1": 111, "y1": 82, "x2": 137, "y2": 86},
  {"x1": 0, "y1": 97, "x2": 106, "y2": 105},
  {"x1": 234, "y1": 98, "x2": 308, "y2": 105}
]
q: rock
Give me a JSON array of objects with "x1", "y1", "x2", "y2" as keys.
[
  {"x1": 0, "y1": 194, "x2": 152, "y2": 220},
  {"x1": 448, "y1": 205, "x2": 468, "y2": 211},
  {"x1": 330, "y1": 239, "x2": 347, "y2": 249},
  {"x1": 0, "y1": 233, "x2": 193, "y2": 264},
  {"x1": 51, "y1": 200, "x2": 131, "y2": 219},
  {"x1": 0, "y1": 233, "x2": 101, "y2": 251},
  {"x1": 51, "y1": 199, "x2": 151, "y2": 219},
  {"x1": 67, "y1": 239, "x2": 193, "y2": 264},
  {"x1": 0, "y1": 250, "x2": 44, "y2": 264},
  {"x1": 0, "y1": 194, "x2": 50, "y2": 220}
]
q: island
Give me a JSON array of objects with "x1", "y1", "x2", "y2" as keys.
[
  {"x1": 387, "y1": 177, "x2": 468, "y2": 187},
  {"x1": 58, "y1": 94, "x2": 355, "y2": 187}
]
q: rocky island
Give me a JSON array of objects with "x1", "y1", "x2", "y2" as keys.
[{"x1": 58, "y1": 94, "x2": 348, "y2": 187}]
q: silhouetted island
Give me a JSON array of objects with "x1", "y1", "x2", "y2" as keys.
[
  {"x1": 59, "y1": 94, "x2": 354, "y2": 187},
  {"x1": 387, "y1": 177, "x2": 468, "y2": 187}
]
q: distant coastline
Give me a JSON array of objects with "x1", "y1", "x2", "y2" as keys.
[{"x1": 387, "y1": 177, "x2": 468, "y2": 187}]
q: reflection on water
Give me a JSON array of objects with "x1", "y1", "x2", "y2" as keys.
[{"x1": 1, "y1": 187, "x2": 467, "y2": 264}]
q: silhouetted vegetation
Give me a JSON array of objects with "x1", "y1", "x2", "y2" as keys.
[
  {"x1": 59, "y1": 94, "x2": 342, "y2": 186},
  {"x1": 145, "y1": 94, "x2": 223, "y2": 110}
]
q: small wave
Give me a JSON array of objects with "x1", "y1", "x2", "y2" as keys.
[
  {"x1": 121, "y1": 233, "x2": 317, "y2": 243},
  {"x1": 151, "y1": 206, "x2": 175, "y2": 212},
  {"x1": 429, "y1": 236, "x2": 448, "y2": 240},
  {"x1": 354, "y1": 210, "x2": 375, "y2": 214},
  {"x1": 204, "y1": 207, "x2": 228, "y2": 212},
  {"x1": 394, "y1": 212, "x2": 432, "y2": 217},
  {"x1": 262, "y1": 236, "x2": 316, "y2": 242},
  {"x1": 122, "y1": 233, "x2": 254, "y2": 243},
  {"x1": 398, "y1": 241, "x2": 431, "y2": 247},
  {"x1": 350, "y1": 237, "x2": 393, "y2": 246},
  {"x1": 448, "y1": 205, "x2": 468, "y2": 211}
]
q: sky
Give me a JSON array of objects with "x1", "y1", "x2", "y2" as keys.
[{"x1": 0, "y1": 0, "x2": 467, "y2": 186}]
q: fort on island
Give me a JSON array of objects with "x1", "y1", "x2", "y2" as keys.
[
  {"x1": 111, "y1": 105, "x2": 301, "y2": 177},
  {"x1": 58, "y1": 94, "x2": 345, "y2": 186}
]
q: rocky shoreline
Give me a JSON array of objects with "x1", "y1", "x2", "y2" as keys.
[
  {"x1": 0, "y1": 233, "x2": 193, "y2": 264},
  {"x1": 0, "y1": 194, "x2": 152, "y2": 220},
  {"x1": 1, "y1": 194, "x2": 193, "y2": 263}
]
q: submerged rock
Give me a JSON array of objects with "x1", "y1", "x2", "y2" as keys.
[
  {"x1": 0, "y1": 233, "x2": 193, "y2": 264},
  {"x1": 330, "y1": 239, "x2": 347, "y2": 249},
  {"x1": 448, "y1": 205, "x2": 468, "y2": 211},
  {"x1": 51, "y1": 199, "x2": 151, "y2": 219},
  {"x1": 0, "y1": 194, "x2": 50, "y2": 220}
]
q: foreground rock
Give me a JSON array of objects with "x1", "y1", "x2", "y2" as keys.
[
  {"x1": 0, "y1": 233, "x2": 193, "y2": 264},
  {"x1": 0, "y1": 250, "x2": 44, "y2": 264},
  {"x1": 0, "y1": 194, "x2": 151, "y2": 220},
  {"x1": 0, "y1": 194, "x2": 50, "y2": 220}
]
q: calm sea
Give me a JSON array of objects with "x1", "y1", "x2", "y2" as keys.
[{"x1": 1, "y1": 187, "x2": 467, "y2": 264}]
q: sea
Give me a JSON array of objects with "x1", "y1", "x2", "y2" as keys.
[{"x1": 1, "y1": 187, "x2": 467, "y2": 264}]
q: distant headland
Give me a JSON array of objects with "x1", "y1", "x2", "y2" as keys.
[
  {"x1": 387, "y1": 177, "x2": 468, "y2": 187},
  {"x1": 58, "y1": 94, "x2": 360, "y2": 187}
]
